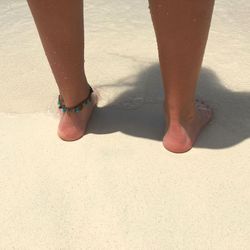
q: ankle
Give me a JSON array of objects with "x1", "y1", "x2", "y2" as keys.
[
  {"x1": 58, "y1": 85, "x2": 93, "y2": 113},
  {"x1": 59, "y1": 82, "x2": 91, "y2": 107},
  {"x1": 166, "y1": 107, "x2": 197, "y2": 127},
  {"x1": 165, "y1": 97, "x2": 196, "y2": 118}
]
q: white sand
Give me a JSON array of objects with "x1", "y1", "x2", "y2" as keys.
[{"x1": 0, "y1": 0, "x2": 250, "y2": 249}]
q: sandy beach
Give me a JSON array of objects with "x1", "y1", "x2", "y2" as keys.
[{"x1": 0, "y1": 0, "x2": 250, "y2": 249}]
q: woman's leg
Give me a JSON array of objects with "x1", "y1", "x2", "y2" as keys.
[
  {"x1": 149, "y1": 0, "x2": 214, "y2": 153},
  {"x1": 27, "y1": 0, "x2": 97, "y2": 141}
]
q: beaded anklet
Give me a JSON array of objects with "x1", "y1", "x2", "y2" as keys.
[{"x1": 58, "y1": 86, "x2": 93, "y2": 113}]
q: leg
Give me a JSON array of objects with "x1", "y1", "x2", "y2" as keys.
[
  {"x1": 149, "y1": 0, "x2": 214, "y2": 153},
  {"x1": 27, "y1": 0, "x2": 97, "y2": 141}
]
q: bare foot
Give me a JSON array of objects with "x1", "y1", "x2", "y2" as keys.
[
  {"x1": 163, "y1": 100, "x2": 212, "y2": 153},
  {"x1": 57, "y1": 91, "x2": 98, "y2": 141}
]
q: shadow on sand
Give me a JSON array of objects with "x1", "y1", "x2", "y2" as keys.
[{"x1": 88, "y1": 63, "x2": 250, "y2": 149}]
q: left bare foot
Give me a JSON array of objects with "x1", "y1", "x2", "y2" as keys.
[{"x1": 57, "y1": 91, "x2": 98, "y2": 141}]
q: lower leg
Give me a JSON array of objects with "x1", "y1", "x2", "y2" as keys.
[
  {"x1": 149, "y1": 0, "x2": 214, "y2": 153},
  {"x1": 27, "y1": 0, "x2": 97, "y2": 140}
]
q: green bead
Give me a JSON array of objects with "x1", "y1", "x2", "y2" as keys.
[{"x1": 75, "y1": 107, "x2": 81, "y2": 112}]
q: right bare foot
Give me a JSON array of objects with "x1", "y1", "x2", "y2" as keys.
[
  {"x1": 57, "y1": 91, "x2": 98, "y2": 141},
  {"x1": 163, "y1": 100, "x2": 213, "y2": 153}
]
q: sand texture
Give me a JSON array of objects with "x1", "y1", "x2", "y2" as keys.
[{"x1": 0, "y1": 0, "x2": 250, "y2": 249}]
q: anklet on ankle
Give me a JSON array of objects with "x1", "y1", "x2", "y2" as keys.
[{"x1": 58, "y1": 86, "x2": 93, "y2": 113}]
